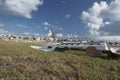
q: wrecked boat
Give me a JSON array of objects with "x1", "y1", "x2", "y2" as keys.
[
  {"x1": 30, "y1": 42, "x2": 109, "y2": 51},
  {"x1": 30, "y1": 41, "x2": 120, "y2": 59}
]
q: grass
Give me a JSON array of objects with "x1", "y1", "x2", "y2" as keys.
[{"x1": 0, "y1": 40, "x2": 120, "y2": 80}]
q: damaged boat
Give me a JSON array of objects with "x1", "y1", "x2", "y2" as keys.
[{"x1": 30, "y1": 42, "x2": 109, "y2": 51}]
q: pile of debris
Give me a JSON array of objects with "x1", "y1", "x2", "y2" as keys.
[
  {"x1": 85, "y1": 46, "x2": 102, "y2": 57},
  {"x1": 85, "y1": 45, "x2": 120, "y2": 59}
]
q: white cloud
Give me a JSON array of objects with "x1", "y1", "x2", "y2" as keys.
[
  {"x1": 21, "y1": 32, "x2": 40, "y2": 36},
  {"x1": 0, "y1": 23, "x2": 9, "y2": 34},
  {"x1": 0, "y1": 29, "x2": 8, "y2": 34},
  {"x1": 23, "y1": 32, "x2": 30, "y2": 35},
  {"x1": 33, "y1": 33, "x2": 39, "y2": 36},
  {"x1": 60, "y1": 1, "x2": 65, "y2": 4},
  {"x1": 0, "y1": 0, "x2": 43, "y2": 19},
  {"x1": 42, "y1": 21, "x2": 63, "y2": 32},
  {"x1": 0, "y1": 23, "x2": 4, "y2": 27},
  {"x1": 43, "y1": 22, "x2": 51, "y2": 27},
  {"x1": 81, "y1": 1, "x2": 108, "y2": 35},
  {"x1": 59, "y1": 27, "x2": 63, "y2": 30},
  {"x1": 101, "y1": 0, "x2": 120, "y2": 21},
  {"x1": 93, "y1": 36, "x2": 120, "y2": 42},
  {"x1": 44, "y1": 27, "x2": 48, "y2": 30},
  {"x1": 16, "y1": 24, "x2": 28, "y2": 28},
  {"x1": 81, "y1": 0, "x2": 120, "y2": 36},
  {"x1": 56, "y1": 33, "x2": 63, "y2": 37},
  {"x1": 65, "y1": 14, "x2": 71, "y2": 18}
]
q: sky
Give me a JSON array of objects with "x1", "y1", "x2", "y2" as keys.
[{"x1": 0, "y1": 0, "x2": 120, "y2": 38}]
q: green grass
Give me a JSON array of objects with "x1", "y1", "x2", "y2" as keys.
[{"x1": 0, "y1": 40, "x2": 120, "y2": 80}]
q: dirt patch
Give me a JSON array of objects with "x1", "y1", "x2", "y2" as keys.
[{"x1": 85, "y1": 47, "x2": 102, "y2": 57}]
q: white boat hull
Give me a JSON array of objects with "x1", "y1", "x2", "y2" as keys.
[{"x1": 30, "y1": 42, "x2": 109, "y2": 51}]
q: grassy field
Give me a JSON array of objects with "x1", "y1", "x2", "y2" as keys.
[{"x1": 0, "y1": 41, "x2": 120, "y2": 80}]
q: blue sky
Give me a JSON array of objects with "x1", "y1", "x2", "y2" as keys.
[{"x1": 0, "y1": 0, "x2": 120, "y2": 37}]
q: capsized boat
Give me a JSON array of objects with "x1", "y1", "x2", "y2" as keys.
[{"x1": 30, "y1": 42, "x2": 109, "y2": 51}]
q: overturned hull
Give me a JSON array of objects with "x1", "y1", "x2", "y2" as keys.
[{"x1": 30, "y1": 42, "x2": 109, "y2": 51}]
